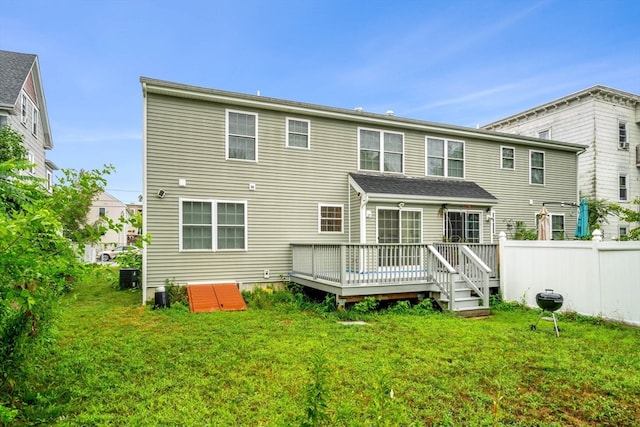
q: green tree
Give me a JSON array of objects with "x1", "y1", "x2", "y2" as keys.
[{"x1": 611, "y1": 198, "x2": 640, "y2": 240}]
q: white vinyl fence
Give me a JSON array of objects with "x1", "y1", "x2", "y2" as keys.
[{"x1": 499, "y1": 233, "x2": 640, "y2": 326}]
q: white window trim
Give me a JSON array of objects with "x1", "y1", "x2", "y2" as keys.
[
  {"x1": 27, "y1": 151, "x2": 36, "y2": 175},
  {"x1": 618, "y1": 120, "x2": 628, "y2": 149},
  {"x1": 21, "y1": 93, "x2": 28, "y2": 124},
  {"x1": 179, "y1": 198, "x2": 248, "y2": 252},
  {"x1": 225, "y1": 109, "x2": 258, "y2": 162},
  {"x1": 357, "y1": 127, "x2": 405, "y2": 174},
  {"x1": 442, "y1": 209, "x2": 482, "y2": 243},
  {"x1": 529, "y1": 150, "x2": 545, "y2": 185},
  {"x1": 32, "y1": 106, "x2": 38, "y2": 136},
  {"x1": 318, "y1": 203, "x2": 344, "y2": 234},
  {"x1": 46, "y1": 170, "x2": 53, "y2": 192},
  {"x1": 500, "y1": 145, "x2": 515, "y2": 170},
  {"x1": 619, "y1": 173, "x2": 628, "y2": 201},
  {"x1": 550, "y1": 213, "x2": 565, "y2": 240},
  {"x1": 375, "y1": 207, "x2": 424, "y2": 243},
  {"x1": 286, "y1": 117, "x2": 311, "y2": 150},
  {"x1": 537, "y1": 128, "x2": 551, "y2": 140},
  {"x1": 425, "y1": 136, "x2": 466, "y2": 178}
]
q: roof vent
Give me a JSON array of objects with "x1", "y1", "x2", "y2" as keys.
[
  {"x1": 386, "y1": 110, "x2": 394, "y2": 116},
  {"x1": 354, "y1": 107, "x2": 363, "y2": 112}
]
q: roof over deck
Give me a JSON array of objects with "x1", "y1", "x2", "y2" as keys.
[{"x1": 349, "y1": 173, "x2": 498, "y2": 205}]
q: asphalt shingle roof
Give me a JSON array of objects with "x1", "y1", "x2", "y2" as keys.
[
  {"x1": 0, "y1": 50, "x2": 36, "y2": 107},
  {"x1": 350, "y1": 173, "x2": 497, "y2": 201}
]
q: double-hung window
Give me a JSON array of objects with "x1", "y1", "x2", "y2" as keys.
[
  {"x1": 538, "y1": 129, "x2": 550, "y2": 140},
  {"x1": 618, "y1": 121, "x2": 628, "y2": 149},
  {"x1": 181, "y1": 199, "x2": 247, "y2": 251},
  {"x1": 227, "y1": 110, "x2": 257, "y2": 161},
  {"x1": 551, "y1": 214, "x2": 565, "y2": 240},
  {"x1": 529, "y1": 150, "x2": 545, "y2": 185},
  {"x1": 21, "y1": 94, "x2": 28, "y2": 124},
  {"x1": 286, "y1": 118, "x2": 310, "y2": 149},
  {"x1": 32, "y1": 107, "x2": 38, "y2": 136},
  {"x1": 426, "y1": 137, "x2": 464, "y2": 178},
  {"x1": 358, "y1": 128, "x2": 403, "y2": 173},
  {"x1": 27, "y1": 152, "x2": 35, "y2": 175},
  {"x1": 318, "y1": 204, "x2": 343, "y2": 233},
  {"x1": 501, "y1": 146, "x2": 515, "y2": 170},
  {"x1": 619, "y1": 174, "x2": 628, "y2": 201}
]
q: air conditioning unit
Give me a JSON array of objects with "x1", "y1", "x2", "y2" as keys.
[{"x1": 619, "y1": 141, "x2": 629, "y2": 150}]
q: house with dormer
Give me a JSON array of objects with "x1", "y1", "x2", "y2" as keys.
[
  {"x1": 141, "y1": 77, "x2": 585, "y2": 313},
  {"x1": 0, "y1": 49, "x2": 57, "y2": 188}
]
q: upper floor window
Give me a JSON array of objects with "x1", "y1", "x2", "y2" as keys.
[
  {"x1": 180, "y1": 199, "x2": 247, "y2": 251},
  {"x1": 46, "y1": 170, "x2": 53, "y2": 192},
  {"x1": 226, "y1": 110, "x2": 257, "y2": 161},
  {"x1": 426, "y1": 137, "x2": 464, "y2": 178},
  {"x1": 0, "y1": 115, "x2": 7, "y2": 129},
  {"x1": 318, "y1": 204, "x2": 343, "y2": 233},
  {"x1": 529, "y1": 150, "x2": 545, "y2": 185},
  {"x1": 99, "y1": 207, "x2": 106, "y2": 217},
  {"x1": 32, "y1": 107, "x2": 38, "y2": 136},
  {"x1": 618, "y1": 121, "x2": 628, "y2": 149},
  {"x1": 501, "y1": 146, "x2": 515, "y2": 170},
  {"x1": 21, "y1": 94, "x2": 28, "y2": 124},
  {"x1": 359, "y1": 128, "x2": 404, "y2": 173},
  {"x1": 619, "y1": 174, "x2": 628, "y2": 201},
  {"x1": 538, "y1": 129, "x2": 550, "y2": 140},
  {"x1": 286, "y1": 118, "x2": 310, "y2": 149}
]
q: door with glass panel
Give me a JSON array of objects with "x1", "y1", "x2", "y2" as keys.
[{"x1": 377, "y1": 209, "x2": 422, "y2": 268}]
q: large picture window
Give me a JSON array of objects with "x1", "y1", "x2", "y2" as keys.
[
  {"x1": 529, "y1": 150, "x2": 545, "y2": 185},
  {"x1": 227, "y1": 110, "x2": 257, "y2": 161},
  {"x1": 426, "y1": 137, "x2": 464, "y2": 178},
  {"x1": 181, "y1": 199, "x2": 247, "y2": 251},
  {"x1": 358, "y1": 128, "x2": 403, "y2": 173}
]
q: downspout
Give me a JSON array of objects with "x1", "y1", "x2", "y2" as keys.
[
  {"x1": 347, "y1": 177, "x2": 351, "y2": 244},
  {"x1": 141, "y1": 83, "x2": 148, "y2": 305},
  {"x1": 360, "y1": 194, "x2": 369, "y2": 244}
]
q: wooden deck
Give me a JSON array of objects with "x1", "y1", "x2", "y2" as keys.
[{"x1": 290, "y1": 243, "x2": 498, "y2": 313}]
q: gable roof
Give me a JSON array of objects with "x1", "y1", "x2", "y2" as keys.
[
  {"x1": 0, "y1": 50, "x2": 37, "y2": 108},
  {"x1": 0, "y1": 50, "x2": 53, "y2": 149},
  {"x1": 349, "y1": 173, "x2": 497, "y2": 205},
  {"x1": 141, "y1": 77, "x2": 586, "y2": 153}
]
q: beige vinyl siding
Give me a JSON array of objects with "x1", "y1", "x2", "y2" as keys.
[{"x1": 144, "y1": 82, "x2": 584, "y2": 289}]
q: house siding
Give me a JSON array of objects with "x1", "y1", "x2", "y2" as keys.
[
  {"x1": 143, "y1": 79, "x2": 583, "y2": 293},
  {"x1": 483, "y1": 87, "x2": 640, "y2": 239}
]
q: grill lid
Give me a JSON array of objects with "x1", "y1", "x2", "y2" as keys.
[{"x1": 535, "y1": 289, "x2": 563, "y2": 312}]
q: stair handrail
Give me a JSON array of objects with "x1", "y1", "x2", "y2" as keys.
[
  {"x1": 459, "y1": 245, "x2": 491, "y2": 308},
  {"x1": 427, "y1": 245, "x2": 457, "y2": 310}
]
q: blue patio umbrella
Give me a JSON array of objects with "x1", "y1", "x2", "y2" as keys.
[{"x1": 574, "y1": 198, "x2": 589, "y2": 239}]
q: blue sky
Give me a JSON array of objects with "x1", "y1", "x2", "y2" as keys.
[{"x1": 2, "y1": 0, "x2": 639, "y2": 203}]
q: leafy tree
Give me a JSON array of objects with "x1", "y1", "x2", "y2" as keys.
[
  {"x1": 611, "y1": 198, "x2": 640, "y2": 240},
  {"x1": 513, "y1": 221, "x2": 537, "y2": 240},
  {"x1": 0, "y1": 128, "x2": 120, "y2": 421}
]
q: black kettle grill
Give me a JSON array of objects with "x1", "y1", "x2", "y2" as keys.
[{"x1": 530, "y1": 289, "x2": 563, "y2": 337}]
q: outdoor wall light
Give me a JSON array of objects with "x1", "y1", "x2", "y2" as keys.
[
  {"x1": 157, "y1": 189, "x2": 166, "y2": 199},
  {"x1": 398, "y1": 202, "x2": 405, "y2": 208}
]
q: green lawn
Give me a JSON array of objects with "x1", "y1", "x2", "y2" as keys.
[{"x1": 13, "y1": 270, "x2": 640, "y2": 426}]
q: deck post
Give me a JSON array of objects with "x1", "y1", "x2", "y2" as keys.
[
  {"x1": 340, "y1": 244, "x2": 347, "y2": 286},
  {"x1": 311, "y1": 244, "x2": 317, "y2": 280}
]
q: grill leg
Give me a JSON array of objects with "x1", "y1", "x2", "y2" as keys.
[{"x1": 552, "y1": 313, "x2": 560, "y2": 337}]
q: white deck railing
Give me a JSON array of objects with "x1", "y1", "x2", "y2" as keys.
[{"x1": 432, "y1": 242, "x2": 498, "y2": 278}]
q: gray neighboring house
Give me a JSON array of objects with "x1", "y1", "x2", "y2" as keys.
[
  {"x1": 483, "y1": 85, "x2": 640, "y2": 240},
  {"x1": 0, "y1": 49, "x2": 56, "y2": 187},
  {"x1": 141, "y1": 77, "x2": 585, "y2": 307}
]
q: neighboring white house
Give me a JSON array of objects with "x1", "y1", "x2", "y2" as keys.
[
  {"x1": 89, "y1": 192, "x2": 129, "y2": 252},
  {"x1": 483, "y1": 86, "x2": 640, "y2": 240},
  {"x1": 0, "y1": 49, "x2": 57, "y2": 188}
]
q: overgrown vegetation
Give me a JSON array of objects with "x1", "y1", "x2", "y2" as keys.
[
  {"x1": 0, "y1": 126, "x2": 125, "y2": 423},
  {"x1": 7, "y1": 275, "x2": 640, "y2": 426}
]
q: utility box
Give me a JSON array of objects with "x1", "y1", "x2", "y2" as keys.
[{"x1": 119, "y1": 268, "x2": 139, "y2": 289}]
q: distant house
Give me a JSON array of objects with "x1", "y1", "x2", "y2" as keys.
[
  {"x1": 141, "y1": 78, "x2": 585, "y2": 310},
  {"x1": 483, "y1": 85, "x2": 640, "y2": 240},
  {"x1": 0, "y1": 49, "x2": 57, "y2": 188},
  {"x1": 89, "y1": 192, "x2": 128, "y2": 250}
]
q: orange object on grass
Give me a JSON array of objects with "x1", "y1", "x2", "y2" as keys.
[{"x1": 187, "y1": 284, "x2": 247, "y2": 313}]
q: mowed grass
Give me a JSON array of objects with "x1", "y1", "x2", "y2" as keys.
[{"x1": 14, "y1": 270, "x2": 640, "y2": 426}]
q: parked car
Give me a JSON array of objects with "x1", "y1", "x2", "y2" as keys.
[{"x1": 98, "y1": 245, "x2": 140, "y2": 262}]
